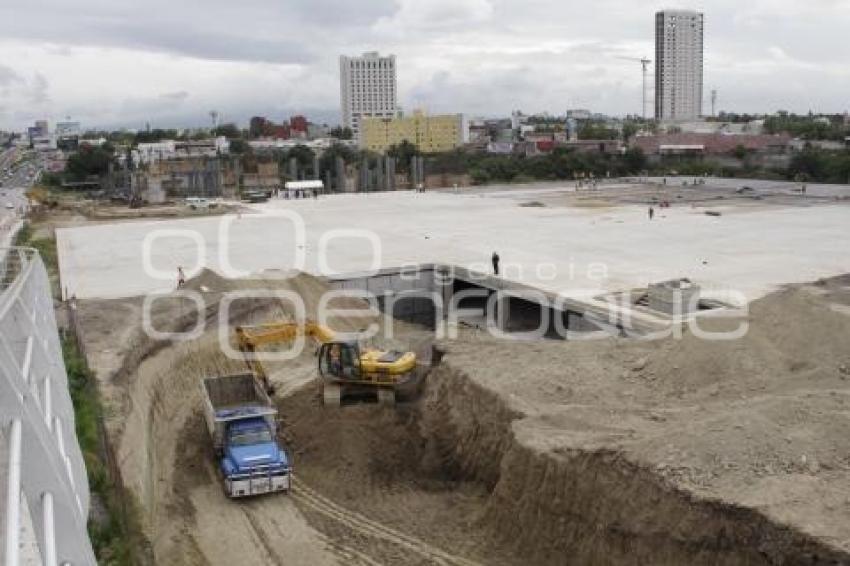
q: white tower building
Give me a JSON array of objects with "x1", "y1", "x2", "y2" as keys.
[
  {"x1": 339, "y1": 52, "x2": 398, "y2": 141},
  {"x1": 655, "y1": 10, "x2": 704, "y2": 121}
]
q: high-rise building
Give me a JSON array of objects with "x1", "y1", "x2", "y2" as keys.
[
  {"x1": 655, "y1": 9, "x2": 704, "y2": 121},
  {"x1": 339, "y1": 52, "x2": 397, "y2": 141}
]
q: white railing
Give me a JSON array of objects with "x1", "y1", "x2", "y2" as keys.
[{"x1": 0, "y1": 247, "x2": 96, "y2": 566}]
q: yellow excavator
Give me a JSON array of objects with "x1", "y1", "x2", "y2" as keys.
[{"x1": 235, "y1": 320, "x2": 418, "y2": 405}]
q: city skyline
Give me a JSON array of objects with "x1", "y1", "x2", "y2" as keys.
[{"x1": 1, "y1": 0, "x2": 849, "y2": 130}]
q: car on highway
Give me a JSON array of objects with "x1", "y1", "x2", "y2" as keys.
[{"x1": 5, "y1": 203, "x2": 14, "y2": 210}]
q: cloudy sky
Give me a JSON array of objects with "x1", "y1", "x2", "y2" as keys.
[{"x1": 1, "y1": 0, "x2": 848, "y2": 130}]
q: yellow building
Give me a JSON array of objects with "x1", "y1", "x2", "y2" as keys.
[{"x1": 361, "y1": 110, "x2": 465, "y2": 153}]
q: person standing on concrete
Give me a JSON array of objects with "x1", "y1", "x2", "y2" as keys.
[
  {"x1": 492, "y1": 251, "x2": 500, "y2": 276},
  {"x1": 177, "y1": 266, "x2": 186, "y2": 288},
  {"x1": 648, "y1": 206, "x2": 655, "y2": 220}
]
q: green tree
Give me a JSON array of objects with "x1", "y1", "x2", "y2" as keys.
[
  {"x1": 229, "y1": 139, "x2": 251, "y2": 154},
  {"x1": 134, "y1": 129, "x2": 178, "y2": 144},
  {"x1": 387, "y1": 140, "x2": 420, "y2": 174},
  {"x1": 283, "y1": 145, "x2": 316, "y2": 177},
  {"x1": 732, "y1": 144, "x2": 749, "y2": 160},
  {"x1": 329, "y1": 126, "x2": 353, "y2": 140},
  {"x1": 213, "y1": 123, "x2": 242, "y2": 139},
  {"x1": 317, "y1": 143, "x2": 356, "y2": 180},
  {"x1": 577, "y1": 122, "x2": 619, "y2": 140},
  {"x1": 65, "y1": 144, "x2": 115, "y2": 181},
  {"x1": 621, "y1": 122, "x2": 639, "y2": 143},
  {"x1": 622, "y1": 147, "x2": 648, "y2": 173}
]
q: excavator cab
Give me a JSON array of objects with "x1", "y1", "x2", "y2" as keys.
[
  {"x1": 318, "y1": 341, "x2": 368, "y2": 406},
  {"x1": 318, "y1": 341, "x2": 361, "y2": 381}
]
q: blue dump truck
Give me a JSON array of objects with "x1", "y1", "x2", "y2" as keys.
[{"x1": 202, "y1": 373, "x2": 291, "y2": 498}]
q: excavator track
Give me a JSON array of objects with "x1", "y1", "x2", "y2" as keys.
[{"x1": 322, "y1": 382, "x2": 341, "y2": 406}]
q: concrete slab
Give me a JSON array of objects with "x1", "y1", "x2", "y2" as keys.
[{"x1": 56, "y1": 187, "x2": 850, "y2": 303}]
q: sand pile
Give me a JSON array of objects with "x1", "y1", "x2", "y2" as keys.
[{"x1": 428, "y1": 274, "x2": 850, "y2": 564}]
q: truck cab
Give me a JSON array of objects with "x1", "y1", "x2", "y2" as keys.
[
  {"x1": 220, "y1": 416, "x2": 290, "y2": 497},
  {"x1": 202, "y1": 374, "x2": 292, "y2": 498}
]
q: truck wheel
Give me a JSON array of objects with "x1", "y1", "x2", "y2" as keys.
[
  {"x1": 377, "y1": 388, "x2": 395, "y2": 405},
  {"x1": 323, "y1": 383, "x2": 341, "y2": 406}
]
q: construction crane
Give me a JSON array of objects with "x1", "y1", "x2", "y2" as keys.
[
  {"x1": 235, "y1": 320, "x2": 418, "y2": 405},
  {"x1": 617, "y1": 56, "x2": 652, "y2": 120}
]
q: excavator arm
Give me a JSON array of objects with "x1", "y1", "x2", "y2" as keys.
[
  {"x1": 235, "y1": 321, "x2": 336, "y2": 391},
  {"x1": 235, "y1": 320, "x2": 418, "y2": 394},
  {"x1": 235, "y1": 320, "x2": 337, "y2": 347}
]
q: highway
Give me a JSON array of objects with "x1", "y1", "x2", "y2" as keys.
[{"x1": 0, "y1": 147, "x2": 36, "y2": 237}]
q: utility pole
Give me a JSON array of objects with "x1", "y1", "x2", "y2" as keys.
[
  {"x1": 640, "y1": 58, "x2": 650, "y2": 121},
  {"x1": 711, "y1": 90, "x2": 718, "y2": 118},
  {"x1": 617, "y1": 56, "x2": 652, "y2": 120}
]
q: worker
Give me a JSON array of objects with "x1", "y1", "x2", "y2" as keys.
[
  {"x1": 177, "y1": 266, "x2": 186, "y2": 288},
  {"x1": 492, "y1": 251, "x2": 500, "y2": 276},
  {"x1": 329, "y1": 344, "x2": 342, "y2": 377},
  {"x1": 648, "y1": 206, "x2": 655, "y2": 220}
]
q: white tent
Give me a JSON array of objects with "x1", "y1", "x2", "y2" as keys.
[{"x1": 281, "y1": 180, "x2": 324, "y2": 197}]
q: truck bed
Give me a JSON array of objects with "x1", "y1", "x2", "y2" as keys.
[
  {"x1": 204, "y1": 373, "x2": 274, "y2": 415},
  {"x1": 202, "y1": 373, "x2": 278, "y2": 453}
]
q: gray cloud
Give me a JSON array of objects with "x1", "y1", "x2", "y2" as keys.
[
  {"x1": 28, "y1": 73, "x2": 50, "y2": 105},
  {"x1": 0, "y1": 0, "x2": 395, "y2": 64},
  {"x1": 0, "y1": 65, "x2": 24, "y2": 88},
  {"x1": 1, "y1": 0, "x2": 849, "y2": 130},
  {"x1": 160, "y1": 91, "x2": 190, "y2": 102}
]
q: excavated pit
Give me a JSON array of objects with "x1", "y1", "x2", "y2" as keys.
[
  {"x1": 74, "y1": 270, "x2": 850, "y2": 565},
  {"x1": 282, "y1": 358, "x2": 850, "y2": 566}
]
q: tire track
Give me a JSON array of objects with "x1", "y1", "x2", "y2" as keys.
[
  {"x1": 240, "y1": 507, "x2": 288, "y2": 565},
  {"x1": 241, "y1": 500, "x2": 383, "y2": 566},
  {"x1": 292, "y1": 477, "x2": 482, "y2": 566}
]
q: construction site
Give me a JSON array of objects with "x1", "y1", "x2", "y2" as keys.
[{"x1": 55, "y1": 178, "x2": 850, "y2": 565}]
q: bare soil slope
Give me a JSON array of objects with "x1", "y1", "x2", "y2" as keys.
[{"x1": 431, "y1": 275, "x2": 850, "y2": 564}]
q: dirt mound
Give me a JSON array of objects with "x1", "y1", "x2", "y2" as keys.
[{"x1": 429, "y1": 275, "x2": 850, "y2": 564}]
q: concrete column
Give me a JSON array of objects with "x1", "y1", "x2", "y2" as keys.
[
  {"x1": 42, "y1": 492, "x2": 57, "y2": 566},
  {"x1": 440, "y1": 274, "x2": 453, "y2": 322},
  {"x1": 488, "y1": 290, "x2": 511, "y2": 332},
  {"x1": 497, "y1": 293, "x2": 511, "y2": 332},
  {"x1": 5, "y1": 419, "x2": 22, "y2": 566}
]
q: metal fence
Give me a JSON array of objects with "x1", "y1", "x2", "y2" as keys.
[{"x1": 0, "y1": 247, "x2": 96, "y2": 566}]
